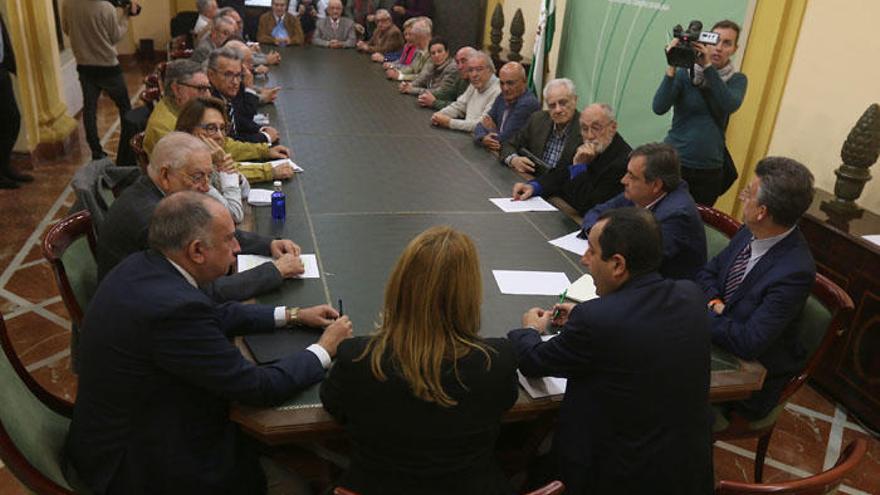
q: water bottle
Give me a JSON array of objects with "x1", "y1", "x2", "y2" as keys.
[{"x1": 271, "y1": 181, "x2": 286, "y2": 221}]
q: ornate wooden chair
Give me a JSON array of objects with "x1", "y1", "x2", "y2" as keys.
[
  {"x1": 334, "y1": 481, "x2": 565, "y2": 495},
  {"x1": 697, "y1": 204, "x2": 742, "y2": 257},
  {"x1": 130, "y1": 131, "x2": 149, "y2": 174},
  {"x1": 715, "y1": 439, "x2": 867, "y2": 494},
  {"x1": 138, "y1": 86, "x2": 161, "y2": 111},
  {"x1": 712, "y1": 272, "x2": 854, "y2": 482},
  {"x1": 0, "y1": 313, "x2": 77, "y2": 494},
  {"x1": 41, "y1": 210, "x2": 98, "y2": 330}
]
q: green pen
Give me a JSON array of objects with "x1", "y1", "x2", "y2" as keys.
[{"x1": 552, "y1": 289, "x2": 568, "y2": 320}]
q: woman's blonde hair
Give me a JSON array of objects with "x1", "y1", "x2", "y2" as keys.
[{"x1": 358, "y1": 226, "x2": 491, "y2": 407}]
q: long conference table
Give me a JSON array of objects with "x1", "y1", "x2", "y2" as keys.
[{"x1": 230, "y1": 47, "x2": 766, "y2": 445}]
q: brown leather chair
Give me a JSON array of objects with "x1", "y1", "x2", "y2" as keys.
[
  {"x1": 0, "y1": 313, "x2": 76, "y2": 494},
  {"x1": 715, "y1": 439, "x2": 867, "y2": 494},
  {"x1": 41, "y1": 210, "x2": 98, "y2": 330},
  {"x1": 169, "y1": 48, "x2": 194, "y2": 60},
  {"x1": 138, "y1": 87, "x2": 161, "y2": 111},
  {"x1": 712, "y1": 273, "x2": 854, "y2": 482},
  {"x1": 130, "y1": 131, "x2": 149, "y2": 174},
  {"x1": 334, "y1": 481, "x2": 565, "y2": 495}
]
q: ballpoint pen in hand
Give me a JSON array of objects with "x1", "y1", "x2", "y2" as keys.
[{"x1": 552, "y1": 289, "x2": 568, "y2": 320}]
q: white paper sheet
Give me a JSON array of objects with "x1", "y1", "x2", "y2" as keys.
[
  {"x1": 566, "y1": 273, "x2": 598, "y2": 303},
  {"x1": 862, "y1": 235, "x2": 880, "y2": 247},
  {"x1": 489, "y1": 197, "x2": 558, "y2": 213},
  {"x1": 239, "y1": 158, "x2": 304, "y2": 172},
  {"x1": 517, "y1": 335, "x2": 567, "y2": 399},
  {"x1": 246, "y1": 189, "x2": 273, "y2": 206},
  {"x1": 492, "y1": 270, "x2": 571, "y2": 296},
  {"x1": 549, "y1": 230, "x2": 589, "y2": 256},
  {"x1": 237, "y1": 254, "x2": 320, "y2": 279}
]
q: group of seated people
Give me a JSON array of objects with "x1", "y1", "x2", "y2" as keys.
[{"x1": 63, "y1": 6, "x2": 822, "y2": 495}]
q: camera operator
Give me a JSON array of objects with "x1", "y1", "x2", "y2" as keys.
[
  {"x1": 652, "y1": 20, "x2": 747, "y2": 206},
  {"x1": 62, "y1": 0, "x2": 141, "y2": 160}
]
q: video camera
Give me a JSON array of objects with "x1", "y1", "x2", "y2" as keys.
[
  {"x1": 105, "y1": 0, "x2": 142, "y2": 16},
  {"x1": 666, "y1": 21, "x2": 718, "y2": 68}
]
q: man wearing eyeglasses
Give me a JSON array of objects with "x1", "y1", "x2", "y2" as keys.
[
  {"x1": 143, "y1": 59, "x2": 289, "y2": 163},
  {"x1": 97, "y1": 132, "x2": 305, "y2": 303},
  {"x1": 431, "y1": 51, "x2": 500, "y2": 133},
  {"x1": 208, "y1": 47, "x2": 282, "y2": 145},
  {"x1": 511, "y1": 103, "x2": 632, "y2": 215}
]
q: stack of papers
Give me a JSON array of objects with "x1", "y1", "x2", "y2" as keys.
[
  {"x1": 492, "y1": 270, "x2": 571, "y2": 296},
  {"x1": 237, "y1": 254, "x2": 321, "y2": 279},
  {"x1": 548, "y1": 230, "x2": 589, "y2": 256},
  {"x1": 489, "y1": 197, "x2": 558, "y2": 213},
  {"x1": 239, "y1": 158, "x2": 304, "y2": 172},
  {"x1": 246, "y1": 189, "x2": 274, "y2": 206},
  {"x1": 863, "y1": 235, "x2": 880, "y2": 248}
]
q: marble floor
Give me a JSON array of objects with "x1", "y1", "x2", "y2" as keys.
[{"x1": 0, "y1": 60, "x2": 877, "y2": 494}]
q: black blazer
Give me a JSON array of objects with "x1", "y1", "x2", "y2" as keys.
[
  {"x1": 509, "y1": 273, "x2": 714, "y2": 495},
  {"x1": 500, "y1": 110, "x2": 582, "y2": 171},
  {"x1": 320, "y1": 336, "x2": 518, "y2": 495},
  {"x1": 0, "y1": 14, "x2": 15, "y2": 74},
  {"x1": 66, "y1": 250, "x2": 326, "y2": 495},
  {"x1": 95, "y1": 175, "x2": 282, "y2": 302},
  {"x1": 535, "y1": 132, "x2": 632, "y2": 215}
]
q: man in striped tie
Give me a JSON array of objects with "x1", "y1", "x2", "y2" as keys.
[{"x1": 696, "y1": 156, "x2": 816, "y2": 422}]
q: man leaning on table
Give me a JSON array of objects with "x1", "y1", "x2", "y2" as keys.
[
  {"x1": 473, "y1": 61, "x2": 540, "y2": 153},
  {"x1": 511, "y1": 102, "x2": 631, "y2": 215},
  {"x1": 67, "y1": 191, "x2": 353, "y2": 495},
  {"x1": 580, "y1": 142, "x2": 707, "y2": 280},
  {"x1": 96, "y1": 133, "x2": 303, "y2": 303},
  {"x1": 696, "y1": 156, "x2": 816, "y2": 425},
  {"x1": 508, "y1": 207, "x2": 713, "y2": 495}
]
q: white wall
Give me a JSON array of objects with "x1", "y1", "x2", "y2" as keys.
[{"x1": 768, "y1": 0, "x2": 880, "y2": 214}]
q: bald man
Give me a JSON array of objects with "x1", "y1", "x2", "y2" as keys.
[
  {"x1": 313, "y1": 0, "x2": 357, "y2": 48},
  {"x1": 473, "y1": 61, "x2": 540, "y2": 152}
]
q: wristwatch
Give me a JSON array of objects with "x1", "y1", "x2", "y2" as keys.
[{"x1": 286, "y1": 306, "x2": 301, "y2": 326}]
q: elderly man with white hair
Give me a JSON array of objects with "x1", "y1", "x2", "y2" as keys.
[
  {"x1": 511, "y1": 102, "x2": 633, "y2": 215},
  {"x1": 384, "y1": 18, "x2": 430, "y2": 81},
  {"x1": 313, "y1": 0, "x2": 357, "y2": 48},
  {"x1": 96, "y1": 132, "x2": 305, "y2": 302},
  {"x1": 501, "y1": 78, "x2": 583, "y2": 176},
  {"x1": 356, "y1": 8, "x2": 403, "y2": 55},
  {"x1": 430, "y1": 51, "x2": 500, "y2": 133}
]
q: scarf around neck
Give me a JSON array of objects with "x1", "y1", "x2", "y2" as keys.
[{"x1": 692, "y1": 61, "x2": 736, "y2": 88}]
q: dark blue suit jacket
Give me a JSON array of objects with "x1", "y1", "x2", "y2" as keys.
[
  {"x1": 473, "y1": 91, "x2": 541, "y2": 144},
  {"x1": 66, "y1": 251, "x2": 325, "y2": 495},
  {"x1": 695, "y1": 226, "x2": 815, "y2": 419},
  {"x1": 508, "y1": 273, "x2": 713, "y2": 495},
  {"x1": 581, "y1": 181, "x2": 707, "y2": 280}
]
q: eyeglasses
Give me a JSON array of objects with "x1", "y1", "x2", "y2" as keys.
[
  {"x1": 178, "y1": 82, "x2": 212, "y2": 93},
  {"x1": 198, "y1": 123, "x2": 227, "y2": 135},
  {"x1": 216, "y1": 71, "x2": 243, "y2": 81},
  {"x1": 174, "y1": 170, "x2": 211, "y2": 185},
  {"x1": 580, "y1": 122, "x2": 609, "y2": 135}
]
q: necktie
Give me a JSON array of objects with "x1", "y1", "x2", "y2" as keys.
[{"x1": 723, "y1": 241, "x2": 752, "y2": 301}]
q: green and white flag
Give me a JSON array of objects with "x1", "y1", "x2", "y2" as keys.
[{"x1": 527, "y1": 0, "x2": 556, "y2": 101}]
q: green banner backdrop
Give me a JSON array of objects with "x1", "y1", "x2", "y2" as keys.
[{"x1": 557, "y1": 0, "x2": 750, "y2": 148}]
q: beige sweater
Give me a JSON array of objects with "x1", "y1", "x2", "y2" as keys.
[
  {"x1": 438, "y1": 75, "x2": 501, "y2": 132},
  {"x1": 61, "y1": 0, "x2": 129, "y2": 67}
]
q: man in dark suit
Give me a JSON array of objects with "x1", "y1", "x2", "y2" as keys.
[
  {"x1": 207, "y1": 47, "x2": 281, "y2": 144},
  {"x1": 500, "y1": 78, "x2": 582, "y2": 177},
  {"x1": 511, "y1": 103, "x2": 631, "y2": 215},
  {"x1": 581, "y1": 142, "x2": 707, "y2": 280},
  {"x1": 68, "y1": 191, "x2": 352, "y2": 494},
  {"x1": 96, "y1": 132, "x2": 303, "y2": 302},
  {"x1": 0, "y1": 13, "x2": 32, "y2": 189},
  {"x1": 509, "y1": 207, "x2": 713, "y2": 495},
  {"x1": 696, "y1": 156, "x2": 816, "y2": 421}
]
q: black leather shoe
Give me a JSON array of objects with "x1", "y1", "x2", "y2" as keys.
[
  {"x1": 0, "y1": 176, "x2": 20, "y2": 189},
  {"x1": 6, "y1": 170, "x2": 34, "y2": 182}
]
